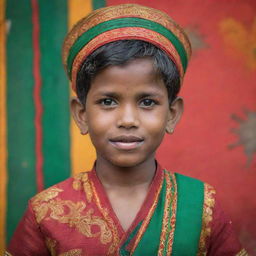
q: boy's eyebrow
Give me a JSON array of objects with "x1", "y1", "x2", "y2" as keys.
[
  {"x1": 137, "y1": 92, "x2": 164, "y2": 98},
  {"x1": 95, "y1": 92, "x2": 120, "y2": 98},
  {"x1": 94, "y1": 91, "x2": 165, "y2": 98}
]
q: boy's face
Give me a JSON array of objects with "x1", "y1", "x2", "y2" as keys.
[{"x1": 71, "y1": 58, "x2": 183, "y2": 168}]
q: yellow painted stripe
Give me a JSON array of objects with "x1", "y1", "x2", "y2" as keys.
[
  {"x1": 68, "y1": 0, "x2": 96, "y2": 175},
  {"x1": 0, "y1": 0, "x2": 7, "y2": 252}
]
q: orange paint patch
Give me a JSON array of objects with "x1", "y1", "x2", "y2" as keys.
[
  {"x1": 219, "y1": 17, "x2": 256, "y2": 70},
  {"x1": 68, "y1": 0, "x2": 96, "y2": 175}
]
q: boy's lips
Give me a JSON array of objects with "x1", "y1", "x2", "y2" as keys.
[{"x1": 109, "y1": 135, "x2": 144, "y2": 150}]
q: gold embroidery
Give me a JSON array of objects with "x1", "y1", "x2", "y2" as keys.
[
  {"x1": 236, "y1": 248, "x2": 249, "y2": 256},
  {"x1": 35, "y1": 197, "x2": 112, "y2": 244},
  {"x1": 32, "y1": 187, "x2": 63, "y2": 203},
  {"x1": 45, "y1": 237, "x2": 83, "y2": 256},
  {"x1": 72, "y1": 172, "x2": 84, "y2": 190},
  {"x1": 130, "y1": 171, "x2": 164, "y2": 255},
  {"x1": 46, "y1": 237, "x2": 57, "y2": 256},
  {"x1": 158, "y1": 171, "x2": 176, "y2": 255},
  {"x1": 59, "y1": 249, "x2": 82, "y2": 256},
  {"x1": 73, "y1": 172, "x2": 93, "y2": 202},
  {"x1": 31, "y1": 187, "x2": 63, "y2": 223},
  {"x1": 91, "y1": 181, "x2": 120, "y2": 255},
  {"x1": 167, "y1": 172, "x2": 178, "y2": 255},
  {"x1": 197, "y1": 183, "x2": 216, "y2": 256},
  {"x1": 4, "y1": 252, "x2": 12, "y2": 256},
  {"x1": 31, "y1": 185, "x2": 112, "y2": 245}
]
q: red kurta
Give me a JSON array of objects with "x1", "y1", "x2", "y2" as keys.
[{"x1": 6, "y1": 164, "x2": 246, "y2": 255}]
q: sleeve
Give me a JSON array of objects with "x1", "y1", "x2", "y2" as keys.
[
  {"x1": 6, "y1": 201, "x2": 50, "y2": 256},
  {"x1": 206, "y1": 193, "x2": 247, "y2": 256},
  {"x1": 197, "y1": 183, "x2": 248, "y2": 256}
]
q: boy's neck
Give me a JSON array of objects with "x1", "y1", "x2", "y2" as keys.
[{"x1": 94, "y1": 156, "x2": 156, "y2": 188}]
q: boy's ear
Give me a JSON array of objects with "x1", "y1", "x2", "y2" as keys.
[
  {"x1": 166, "y1": 97, "x2": 184, "y2": 134},
  {"x1": 70, "y1": 97, "x2": 88, "y2": 135}
]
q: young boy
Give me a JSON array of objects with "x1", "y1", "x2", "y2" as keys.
[{"x1": 6, "y1": 4, "x2": 247, "y2": 256}]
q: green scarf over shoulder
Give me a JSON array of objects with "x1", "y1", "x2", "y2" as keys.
[{"x1": 120, "y1": 171, "x2": 204, "y2": 256}]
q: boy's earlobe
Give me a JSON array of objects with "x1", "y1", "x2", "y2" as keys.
[
  {"x1": 166, "y1": 97, "x2": 184, "y2": 134},
  {"x1": 70, "y1": 97, "x2": 88, "y2": 135},
  {"x1": 80, "y1": 129, "x2": 88, "y2": 135},
  {"x1": 165, "y1": 127, "x2": 174, "y2": 134}
]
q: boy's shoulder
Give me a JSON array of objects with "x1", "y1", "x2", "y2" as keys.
[
  {"x1": 172, "y1": 171, "x2": 216, "y2": 196},
  {"x1": 30, "y1": 170, "x2": 92, "y2": 205}
]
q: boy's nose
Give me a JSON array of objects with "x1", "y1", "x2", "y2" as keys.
[{"x1": 117, "y1": 104, "x2": 139, "y2": 129}]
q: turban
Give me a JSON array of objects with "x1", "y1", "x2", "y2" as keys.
[{"x1": 62, "y1": 4, "x2": 192, "y2": 92}]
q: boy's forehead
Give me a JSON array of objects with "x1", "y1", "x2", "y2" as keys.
[
  {"x1": 89, "y1": 58, "x2": 167, "y2": 95},
  {"x1": 95, "y1": 58, "x2": 156, "y2": 78},
  {"x1": 62, "y1": 3, "x2": 192, "y2": 94}
]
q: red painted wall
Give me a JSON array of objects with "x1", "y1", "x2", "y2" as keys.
[{"x1": 107, "y1": 0, "x2": 256, "y2": 253}]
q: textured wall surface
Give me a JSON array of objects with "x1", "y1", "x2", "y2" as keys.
[{"x1": 0, "y1": 0, "x2": 255, "y2": 254}]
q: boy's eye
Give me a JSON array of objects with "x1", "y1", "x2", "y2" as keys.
[
  {"x1": 100, "y1": 98, "x2": 117, "y2": 106},
  {"x1": 140, "y1": 99, "x2": 156, "y2": 107}
]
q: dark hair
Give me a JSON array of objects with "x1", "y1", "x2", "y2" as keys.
[{"x1": 76, "y1": 40, "x2": 180, "y2": 104}]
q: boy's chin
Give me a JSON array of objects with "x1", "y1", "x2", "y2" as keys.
[
  {"x1": 112, "y1": 161, "x2": 142, "y2": 169},
  {"x1": 101, "y1": 155, "x2": 155, "y2": 169}
]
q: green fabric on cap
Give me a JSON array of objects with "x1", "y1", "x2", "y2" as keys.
[{"x1": 67, "y1": 17, "x2": 188, "y2": 77}]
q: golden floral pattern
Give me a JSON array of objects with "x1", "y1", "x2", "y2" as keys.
[
  {"x1": 4, "y1": 252, "x2": 12, "y2": 256},
  {"x1": 73, "y1": 172, "x2": 93, "y2": 203},
  {"x1": 45, "y1": 237, "x2": 82, "y2": 256},
  {"x1": 31, "y1": 187, "x2": 64, "y2": 223},
  {"x1": 59, "y1": 249, "x2": 83, "y2": 256},
  {"x1": 236, "y1": 248, "x2": 249, "y2": 256},
  {"x1": 31, "y1": 186, "x2": 112, "y2": 245},
  {"x1": 45, "y1": 237, "x2": 57, "y2": 256},
  {"x1": 197, "y1": 183, "x2": 216, "y2": 256},
  {"x1": 32, "y1": 187, "x2": 63, "y2": 203}
]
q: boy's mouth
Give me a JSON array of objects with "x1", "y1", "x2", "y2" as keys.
[{"x1": 109, "y1": 135, "x2": 144, "y2": 150}]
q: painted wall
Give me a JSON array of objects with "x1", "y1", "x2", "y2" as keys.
[{"x1": 0, "y1": 0, "x2": 255, "y2": 254}]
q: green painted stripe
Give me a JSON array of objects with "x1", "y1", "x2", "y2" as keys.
[
  {"x1": 6, "y1": 1, "x2": 36, "y2": 242},
  {"x1": 172, "y1": 174, "x2": 204, "y2": 256},
  {"x1": 38, "y1": 0, "x2": 70, "y2": 188},
  {"x1": 93, "y1": 0, "x2": 106, "y2": 10},
  {"x1": 67, "y1": 17, "x2": 188, "y2": 77}
]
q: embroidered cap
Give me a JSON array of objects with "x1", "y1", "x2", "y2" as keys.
[{"x1": 62, "y1": 4, "x2": 192, "y2": 92}]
